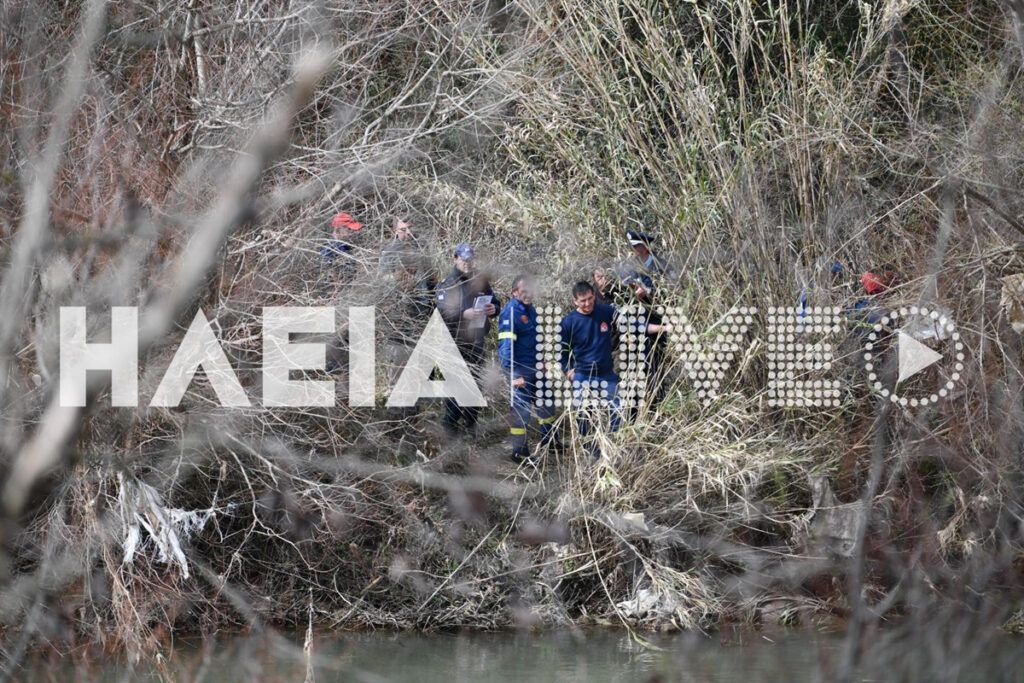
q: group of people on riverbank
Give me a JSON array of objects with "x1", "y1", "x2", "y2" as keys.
[
  {"x1": 321, "y1": 213, "x2": 679, "y2": 464},
  {"x1": 321, "y1": 212, "x2": 906, "y2": 466}
]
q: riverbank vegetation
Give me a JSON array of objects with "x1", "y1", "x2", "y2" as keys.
[{"x1": 2, "y1": 1, "x2": 1024, "y2": 680}]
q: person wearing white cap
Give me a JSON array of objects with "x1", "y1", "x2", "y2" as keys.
[
  {"x1": 624, "y1": 228, "x2": 676, "y2": 409},
  {"x1": 625, "y1": 229, "x2": 675, "y2": 279}
]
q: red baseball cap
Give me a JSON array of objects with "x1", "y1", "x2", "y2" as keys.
[{"x1": 331, "y1": 212, "x2": 363, "y2": 230}]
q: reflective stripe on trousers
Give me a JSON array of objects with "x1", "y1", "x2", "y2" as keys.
[{"x1": 509, "y1": 376, "x2": 557, "y2": 456}]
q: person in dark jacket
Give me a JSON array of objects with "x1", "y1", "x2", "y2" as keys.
[
  {"x1": 380, "y1": 217, "x2": 425, "y2": 277},
  {"x1": 624, "y1": 229, "x2": 676, "y2": 409},
  {"x1": 497, "y1": 275, "x2": 561, "y2": 464},
  {"x1": 321, "y1": 212, "x2": 366, "y2": 371},
  {"x1": 436, "y1": 243, "x2": 500, "y2": 437},
  {"x1": 559, "y1": 281, "x2": 623, "y2": 442},
  {"x1": 381, "y1": 249, "x2": 436, "y2": 420},
  {"x1": 592, "y1": 267, "x2": 624, "y2": 308}
]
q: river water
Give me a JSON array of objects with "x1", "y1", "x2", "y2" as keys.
[
  {"x1": 298, "y1": 628, "x2": 824, "y2": 682},
  {"x1": 37, "y1": 626, "x2": 1024, "y2": 681}
]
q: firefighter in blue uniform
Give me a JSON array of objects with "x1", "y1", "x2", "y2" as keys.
[
  {"x1": 497, "y1": 275, "x2": 561, "y2": 464},
  {"x1": 559, "y1": 281, "x2": 624, "y2": 441},
  {"x1": 559, "y1": 281, "x2": 675, "y2": 450}
]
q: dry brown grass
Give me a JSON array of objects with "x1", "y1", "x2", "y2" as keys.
[{"x1": 1, "y1": 1, "x2": 1023, "y2": 680}]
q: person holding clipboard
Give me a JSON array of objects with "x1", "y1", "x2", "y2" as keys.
[{"x1": 436, "y1": 243, "x2": 501, "y2": 438}]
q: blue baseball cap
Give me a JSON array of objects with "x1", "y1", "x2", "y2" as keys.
[{"x1": 454, "y1": 243, "x2": 475, "y2": 260}]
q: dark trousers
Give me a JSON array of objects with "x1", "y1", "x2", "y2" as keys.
[
  {"x1": 443, "y1": 400, "x2": 481, "y2": 434},
  {"x1": 442, "y1": 347, "x2": 483, "y2": 436},
  {"x1": 645, "y1": 338, "x2": 668, "y2": 407}
]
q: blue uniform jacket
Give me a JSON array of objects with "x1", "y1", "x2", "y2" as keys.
[
  {"x1": 643, "y1": 252, "x2": 677, "y2": 279},
  {"x1": 497, "y1": 298, "x2": 540, "y2": 379},
  {"x1": 320, "y1": 239, "x2": 351, "y2": 264},
  {"x1": 559, "y1": 303, "x2": 617, "y2": 378}
]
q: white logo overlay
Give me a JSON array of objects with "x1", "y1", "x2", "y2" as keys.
[
  {"x1": 863, "y1": 306, "x2": 964, "y2": 406},
  {"x1": 533, "y1": 304, "x2": 649, "y2": 410},
  {"x1": 58, "y1": 306, "x2": 482, "y2": 409},
  {"x1": 536, "y1": 305, "x2": 762, "y2": 409},
  {"x1": 56, "y1": 304, "x2": 965, "y2": 411},
  {"x1": 766, "y1": 306, "x2": 842, "y2": 408}
]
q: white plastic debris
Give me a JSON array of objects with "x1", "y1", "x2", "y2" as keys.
[
  {"x1": 901, "y1": 306, "x2": 953, "y2": 341},
  {"x1": 620, "y1": 512, "x2": 649, "y2": 534},
  {"x1": 117, "y1": 472, "x2": 217, "y2": 579},
  {"x1": 616, "y1": 588, "x2": 682, "y2": 620}
]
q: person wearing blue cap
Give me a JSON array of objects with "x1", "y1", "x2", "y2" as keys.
[
  {"x1": 437, "y1": 243, "x2": 500, "y2": 438},
  {"x1": 497, "y1": 275, "x2": 562, "y2": 465}
]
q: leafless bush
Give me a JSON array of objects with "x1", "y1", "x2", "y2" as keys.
[{"x1": 1, "y1": 0, "x2": 1023, "y2": 680}]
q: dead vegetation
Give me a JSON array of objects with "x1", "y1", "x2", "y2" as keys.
[{"x1": 2, "y1": 1, "x2": 1024, "y2": 681}]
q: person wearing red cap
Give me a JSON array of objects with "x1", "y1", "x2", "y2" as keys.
[
  {"x1": 320, "y1": 211, "x2": 366, "y2": 287},
  {"x1": 315, "y1": 211, "x2": 364, "y2": 372}
]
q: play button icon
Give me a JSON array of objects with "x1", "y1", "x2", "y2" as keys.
[
  {"x1": 897, "y1": 331, "x2": 943, "y2": 384},
  {"x1": 863, "y1": 306, "x2": 965, "y2": 406}
]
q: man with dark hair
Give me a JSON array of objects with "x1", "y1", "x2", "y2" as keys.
[
  {"x1": 559, "y1": 281, "x2": 622, "y2": 441},
  {"x1": 436, "y1": 243, "x2": 500, "y2": 437},
  {"x1": 592, "y1": 267, "x2": 622, "y2": 307},
  {"x1": 497, "y1": 275, "x2": 561, "y2": 465},
  {"x1": 380, "y1": 217, "x2": 422, "y2": 277},
  {"x1": 559, "y1": 281, "x2": 674, "y2": 448}
]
